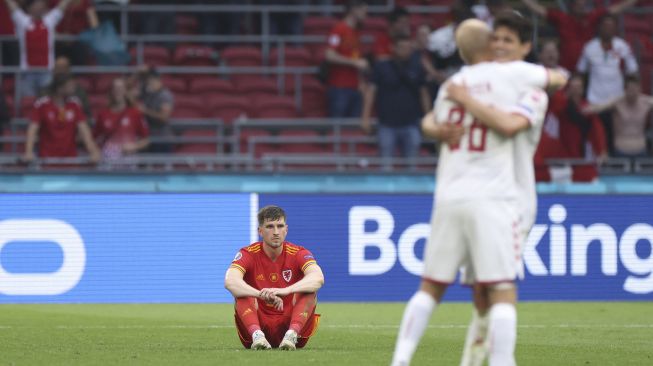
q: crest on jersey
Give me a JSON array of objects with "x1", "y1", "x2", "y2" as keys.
[
  {"x1": 233, "y1": 252, "x2": 242, "y2": 262},
  {"x1": 282, "y1": 270, "x2": 292, "y2": 282}
]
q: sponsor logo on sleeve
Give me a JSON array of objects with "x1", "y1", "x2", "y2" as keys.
[{"x1": 233, "y1": 252, "x2": 242, "y2": 262}]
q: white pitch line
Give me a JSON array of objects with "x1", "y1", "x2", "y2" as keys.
[{"x1": 0, "y1": 324, "x2": 651, "y2": 330}]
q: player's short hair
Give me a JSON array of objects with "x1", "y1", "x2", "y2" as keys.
[
  {"x1": 258, "y1": 205, "x2": 287, "y2": 226},
  {"x1": 387, "y1": 7, "x2": 409, "y2": 23},
  {"x1": 493, "y1": 10, "x2": 533, "y2": 44}
]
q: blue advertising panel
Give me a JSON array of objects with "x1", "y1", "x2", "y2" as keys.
[
  {"x1": 258, "y1": 194, "x2": 653, "y2": 301},
  {"x1": 0, "y1": 194, "x2": 253, "y2": 303},
  {"x1": 1, "y1": 193, "x2": 651, "y2": 303}
]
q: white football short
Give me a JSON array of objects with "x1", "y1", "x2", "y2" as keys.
[{"x1": 422, "y1": 199, "x2": 523, "y2": 284}]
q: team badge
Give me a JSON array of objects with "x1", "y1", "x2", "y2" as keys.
[
  {"x1": 282, "y1": 270, "x2": 292, "y2": 282},
  {"x1": 270, "y1": 273, "x2": 278, "y2": 282},
  {"x1": 233, "y1": 252, "x2": 242, "y2": 262}
]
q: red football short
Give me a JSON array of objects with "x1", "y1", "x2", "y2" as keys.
[{"x1": 235, "y1": 310, "x2": 321, "y2": 349}]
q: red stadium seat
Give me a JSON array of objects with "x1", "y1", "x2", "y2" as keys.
[
  {"x1": 161, "y1": 76, "x2": 188, "y2": 93},
  {"x1": 188, "y1": 78, "x2": 234, "y2": 95},
  {"x1": 173, "y1": 45, "x2": 218, "y2": 66},
  {"x1": 2, "y1": 77, "x2": 14, "y2": 94},
  {"x1": 175, "y1": 94, "x2": 204, "y2": 110},
  {"x1": 234, "y1": 76, "x2": 278, "y2": 97},
  {"x1": 269, "y1": 47, "x2": 313, "y2": 67},
  {"x1": 252, "y1": 95, "x2": 298, "y2": 119},
  {"x1": 277, "y1": 129, "x2": 328, "y2": 154},
  {"x1": 175, "y1": 130, "x2": 218, "y2": 154},
  {"x1": 362, "y1": 17, "x2": 388, "y2": 36},
  {"x1": 175, "y1": 15, "x2": 199, "y2": 35},
  {"x1": 303, "y1": 16, "x2": 336, "y2": 36},
  {"x1": 221, "y1": 46, "x2": 263, "y2": 67},
  {"x1": 75, "y1": 77, "x2": 93, "y2": 92},
  {"x1": 2, "y1": 128, "x2": 25, "y2": 153},
  {"x1": 129, "y1": 46, "x2": 170, "y2": 66},
  {"x1": 207, "y1": 95, "x2": 251, "y2": 124},
  {"x1": 239, "y1": 129, "x2": 276, "y2": 157},
  {"x1": 172, "y1": 107, "x2": 206, "y2": 119},
  {"x1": 94, "y1": 74, "x2": 121, "y2": 94}
]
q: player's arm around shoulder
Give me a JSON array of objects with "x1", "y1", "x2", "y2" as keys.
[{"x1": 446, "y1": 83, "x2": 531, "y2": 137}]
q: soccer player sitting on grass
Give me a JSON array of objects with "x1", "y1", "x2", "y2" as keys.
[{"x1": 225, "y1": 205, "x2": 324, "y2": 350}]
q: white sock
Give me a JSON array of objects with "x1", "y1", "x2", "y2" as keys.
[
  {"x1": 460, "y1": 310, "x2": 489, "y2": 366},
  {"x1": 488, "y1": 303, "x2": 517, "y2": 366},
  {"x1": 391, "y1": 291, "x2": 436, "y2": 366}
]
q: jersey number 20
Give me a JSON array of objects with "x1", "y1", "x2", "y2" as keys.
[{"x1": 447, "y1": 106, "x2": 487, "y2": 152}]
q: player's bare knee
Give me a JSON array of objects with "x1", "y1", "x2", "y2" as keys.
[
  {"x1": 487, "y1": 282, "x2": 517, "y2": 305},
  {"x1": 419, "y1": 280, "x2": 446, "y2": 302}
]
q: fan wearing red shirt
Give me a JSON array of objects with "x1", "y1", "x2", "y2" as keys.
[
  {"x1": 23, "y1": 73, "x2": 100, "y2": 163},
  {"x1": 225, "y1": 205, "x2": 324, "y2": 351},
  {"x1": 94, "y1": 78, "x2": 149, "y2": 160},
  {"x1": 519, "y1": 0, "x2": 637, "y2": 70},
  {"x1": 536, "y1": 74, "x2": 607, "y2": 182},
  {"x1": 324, "y1": 0, "x2": 369, "y2": 118}
]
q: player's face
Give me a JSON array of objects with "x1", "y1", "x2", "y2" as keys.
[
  {"x1": 491, "y1": 26, "x2": 531, "y2": 62},
  {"x1": 259, "y1": 218, "x2": 288, "y2": 249}
]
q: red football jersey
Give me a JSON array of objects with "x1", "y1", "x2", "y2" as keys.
[
  {"x1": 94, "y1": 107, "x2": 148, "y2": 150},
  {"x1": 327, "y1": 21, "x2": 362, "y2": 89},
  {"x1": 230, "y1": 241, "x2": 318, "y2": 315},
  {"x1": 30, "y1": 96, "x2": 86, "y2": 158}
]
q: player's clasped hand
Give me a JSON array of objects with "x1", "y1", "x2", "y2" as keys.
[{"x1": 259, "y1": 288, "x2": 285, "y2": 311}]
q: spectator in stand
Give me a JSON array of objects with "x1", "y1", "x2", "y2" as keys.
[
  {"x1": 324, "y1": 0, "x2": 369, "y2": 118},
  {"x1": 577, "y1": 14, "x2": 638, "y2": 154},
  {"x1": 48, "y1": 0, "x2": 97, "y2": 65},
  {"x1": 0, "y1": 0, "x2": 20, "y2": 66},
  {"x1": 361, "y1": 35, "x2": 430, "y2": 159},
  {"x1": 22, "y1": 73, "x2": 100, "y2": 163},
  {"x1": 584, "y1": 75, "x2": 653, "y2": 159},
  {"x1": 426, "y1": 1, "x2": 474, "y2": 89},
  {"x1": 52, "y1": 55, "x2": 91, "y2": 117},
  {"x1": 519, "y1": 0, "x2": 638, "y2": 71},
  {"x1": 5, "y1": 0, "x2": 74, "y2": 97},
  {"x1": 538, "y1": 39, "x2": 570, "y2": 79},
  {"x1": 535, "y1": 74, "x2": 607, "y2": 182},
  {"x1": 94, "y1": 78, "x2": 149, "y2": 160},
  {"x1": 138, "y1": 68, "x2": 174, "y2": 153},
  {"x1": 372, "y1": 6, "x2": 410, "y2": 60}
]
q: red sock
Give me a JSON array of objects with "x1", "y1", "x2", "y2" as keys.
[
  {"x1": 235, "y1": 297, "x2": 260, "y2": 335},
  {"x1": 289, "y1": 293, "x2": 316, "y2": 334}
]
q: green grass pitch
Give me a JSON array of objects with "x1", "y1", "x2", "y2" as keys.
[{"x1": 0, "y1": 302, "x2": 651, "y2": 365}]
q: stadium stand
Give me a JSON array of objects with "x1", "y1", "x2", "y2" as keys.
[{"x1": 0, "y1": 0, "x2": 650, "y2": 176}]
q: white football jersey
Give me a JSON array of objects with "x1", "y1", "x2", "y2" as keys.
[
  {"x1": 433, "y1": 61, "x2": 548, "y2": 204},
  {"x1": 509, "y1": 88, "x2": 549, "y2": 229}
]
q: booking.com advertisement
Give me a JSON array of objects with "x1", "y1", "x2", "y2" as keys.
[{"x1": 0, "y1": 193, "x2": 651, "y2": 303}]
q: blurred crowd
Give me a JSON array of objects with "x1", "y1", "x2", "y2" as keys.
[{"x1": 0, "y1": 0, "x2": 650, "y2": 180}]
